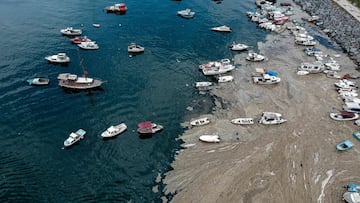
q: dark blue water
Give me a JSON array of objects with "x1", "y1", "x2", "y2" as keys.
[{"x1": 0, "y1": 0, "x2": 266, "y2": 202}]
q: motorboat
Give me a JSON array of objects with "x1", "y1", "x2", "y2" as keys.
[
  {"x1": 70, "y1": 36, "x2": 91, "y2": 44},
  {"x1": 334, "y1": 79, "x2": 357, "y2": 89},
  {"x1": 45, "y1": 53, "x2": 70, "y2": 63},
  {"x1": 343, "y1": 102, "x2": 360, "y2": 114},
  {"x1": 63, "y1": 129, "x2": 86, "y2": 148},
  {"x1": 336, "y1": 140, "x2": 354, "y2": 151},
  {"x1": 297, "y1": 70, "x2": 310, "y2": 76},
  {"x1": 137, "y1": 121, "x2": 163, "y2": 134},
  {"x1": 195, "y1": 81, "x2": 213, "y2": 91},
  {"x1": 253, "y1": 74, "x2": 281, "y2": 84},
  {"x1": 177, "y1": 8, "x2": 195, "y2": 19},
  {"x1": 295, "y1": 33, "x2": 314, "y2": 41},
  {"x1": 231, "y1": 118, "x2": 254, "y2": 125},
  {"x1": 246, "y1": 52, "x2": 265, "y2": 62},
  {"x1": 128, "y1": 43, "x2": 145, "y2": 53},
  {"x1": 258, "y1": 112, "x2": 287, "y2": 125},
  {"x1": 211, "y1": 25, "x2": 232, "y2": 32},
  {"x1": 199, "y1": 135, "x2": 220, "y2": 143},
  {"x1": 27, "y1": 77, "x2": 50, "y2": 86},
  {"x1": 201, "y1": 59, "x2": 235, "y2": 76},
  {"x1": 78, "y1": 41, "x2": 99, "y2": 50},
  {"x1": 324, "y1": 60, "x2": 341, "y2": 71},
  {"x1": 353, "y1": 131, "x2": 360, "y2": 141},
  {"x1": 93, "y1": 23, "x2": 100, "y2": 28},
  {"x1": 101, "y1": 123, "x2": 127, "y2": 138},
  {"x1": 60, "y1": 27, "x2": 82, "y2": 36},
  {"x1": 218, "y1": 75, "x2": 233, "y2": 83},
  {"x1": 295, "y1": 37, "x2": 316, "y2": 46},
  {"x1": 298, "y1": 61, "x2": 325, "y2": 73},
  {"x1": 329, "y1": 111, "x2": 359, "y2": 121},
  {"x1": 342, "y1": 191, "x2": 360, "y2": 203},
  {"x1": 190, "y1": 117, "x2": 210, "y2": 126},
  {"x1": 57, "y1": 72, "x2": 104, "y2": 90},
  {"x1": 105, "y1": 3, "x2": 127, "y2": 13},
  {"x1": 325, "y1": 71, "x2": 341, "y2": 79},
  {"x1": 304, "y1": 47, "x2": 322, "y2": 56},
  {"x1": 229, "y1": 42, "x2": 248, "y2": 51}
]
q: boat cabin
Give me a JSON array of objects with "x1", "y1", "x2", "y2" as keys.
[{"x1": 343, "y1": 102, "x2": 360, "y2": 113}]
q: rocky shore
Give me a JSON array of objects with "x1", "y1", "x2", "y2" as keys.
[
  {"x1": 163, "y1": 1, "x2": 360, "y2": 203},
  {"x1": 294, "y1": 0, "x2": 360, "y2": 66}
]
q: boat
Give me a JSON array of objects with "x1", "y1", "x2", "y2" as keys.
[
  {"x1": 334, "y1": 79, "x2": 357, "y2": 89},
  {"x1": 246, "y1": 52, "x2": 265, "y2": 62},
  {"x1": 60, "y1": 27, "x2": 82, "y2": 36},
  {"x1": 128, "y1": 43, "x2": 145, "y2": 53},
  {"x1": 229, "y1": 42, "x2": 248, "y2": 51},
  {"x1": 343, "y1": 191, "x2": 360, "y2": 203},
  {"x1": 304, "y1": 47, "x2": 322, "y2": 56},
  {"x1": 93, "y1": 23, "x2": 100, "y2": 28},
  {"x1": 329, "y1": 111, "x2": 359, "y2": 121},
  {"x1": 295, "y1": 33, "x2": 314, "y2": 41},
  {"x1": 101, "y1": 123, "x2": 127, "y2": 138},
  {"x1": 211, "y1": 25, "x2": 232, "y2": 32},
  {"x1": 324, "y1": 60, "x2": 341, "y2": 71},
  {"x1": 63, "y1": 129, "x2": 86, "y2": 148},
  {"x1": 201, "y1": 59, "x2": 235, "y2": 76},
  {"x1": 298, "y1": 61, "x2": 325, "y2": 73},
  {"x1": 45, "y1": 53, "x2": 70, "y2": 63},
  {"x1": 137, "y1": 121, "x2": 163, "y2": 134},
  {"x1": 70, "y1": 36, "x2": 91, "y2": 44},
  {"x1": 353, "y1": 131, "x2": 360, "y2": 141},
  {"x1": 218, "y1": 75, "x2": 234, "y2": 83},
  {"x1": 190, "y1": 117, "x2": 210, "y2": 126},
  {"x1": 295, "y1": 37, "x2": 316, "y2": 46},
  {"x1": 177, "y1": 8, "x2": 195, "y2": 19},
  {"x1": 346, "y1": 183, "x2": 360, "y2": 192},
  {"x1": 57, "y1": 72, "x2": 104, "y2": 90},
  {"x1": 27, "y1": 77, "x2": 50, "y2": 86},
  {"x1": 297, "y1": 70, "x2": 310, "y2": 75},
  {"x1": 253, "y1": 74, "x2": 281, "y2": 84},
  {"x1": 199, "y1": 135, "x2": 220, "y2": 143},
  {"x1": 105, "y1": 3, "x2": 127, "y2": 13},
  {"x1": 195, "y1": 81, "x2": 213, "y2": 91},
  {"x1": 258, "y1": 112, "x2": 287, "y2": 125},
  {"x1": 325, "y1": 71, "x2": 341, "y2": 79},
  {"x1": 78, "y1": 41, "x2": 99, "y2": 50},
  {"x1": 336, "y1": 140, "x2": 354, "y2": 151},
  {"x1": 344, "y1": 102, "x2": 360, "y2": 114},
  {"x1": 231, "y1": 118, "x2": 254, "y2": 125}
]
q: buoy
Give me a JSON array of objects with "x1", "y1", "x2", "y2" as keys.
[{"x1": 119, "y1": 23, "x2": 122, "y2": 27}]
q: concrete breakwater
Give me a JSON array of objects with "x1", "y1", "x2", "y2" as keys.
[{"x1": 294, "y1": 0, "x2": 360, "y2": 66}]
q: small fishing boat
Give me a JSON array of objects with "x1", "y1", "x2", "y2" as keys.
[
  {"x1": 231, "y1": 118, "x2": 254, "y2": 125},
  {"x1": 353, "y1": 131, "x2": 360, "y2": 141},
  {"x1": 330, "y1": 111, "x2": 359, "y2": 121},
  {"x1": 246, "y1": 52, "x2": 265, "y2": 62},
  {"x1": 78, "y1": 41, "x2": 99, "y2": 50},
  {"x1": 229, "y1": 42, "x2": 248, "y2": 51},
  {"x1": 334, "y1": 79, "x2": 357, "y2": 89},
  {"x1": 346, "y1": 183, "x2": 360, "y2": 192},
  {"x1": 93, "y1": 23, "x2": 100, "y2": 28},
  {"x1": 64, "y1": 129, "x2": 86, "y2": 148},
  {"x1": 105, "y1": 3, "x2": 127, "y2": 13},
  {"x1": 298, "y1": 61, "x2": 325, "y2": 73},
  {"x1": 336, "y1": 140, "x2": 353, "y2": 151},
  {"x1": 128, "y1": 43, "x2": 145, "y2": 53},
  {"x1": 70, "y1": 36, "x2": 91, "y2": 44},
  {"x1": 253, "y1": 74, "x2": 281, "y2": 84},
  {"x1": 45, "y1": 53, "x2": 70, "y2": 63},
  {"x1": 297, "y1": 70, "x2": 310, "y2": 76},
  {"x1": 199, "y1": 135, "x2": 220, "y2": 143},
  {"x1": 342, "y1": 191, "x2": 360, "y2": 203},
  {"x1": 218, "y1": 75, "x2": 234, "y2": 83},
  {"x1": 211, "y1": 25, "x2": 232, "y2": 32},
  {"x1": 295, "y1": 37, "x2": 316, "y2": 46},
  {"x1": 137, "y1": 121, "x2": 163, "y2": 134},
  {"x1": 195, "y1": 81, "x2": 213, "y2": 91},
  {"x1": 101, "y1": 123, "x2": 127, "y2": 138},
  {"x1": 57, "y1": 72, "x2": 104, "y2": 90},
  {"x1": 190, "y1": 117, "x2": 210, "y2": 126},
  {"x1": 201, "y1": 59, "x2": 235, "y2": 76},
  {"x1": 259, "y1": 112, "x2": 287, "y2": 125},
  {"x1": 177, "y1": 8, "x2": 195, "y2": 19},
  {"x1": 60, "y1": 27, "x2": 82, "y2": 36},
  {"x1": 27, "y1": 77, "x2": 50, "y2": 86}
]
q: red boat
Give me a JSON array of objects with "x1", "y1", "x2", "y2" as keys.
[
  {"x1": 137, "y1": 121, "x2": 163, "y2": 134},
  {"x1": 105, "y1": 3, "x2": 127, "y2": 13},
  {"x1": 70, "y1": 36, "x2": 91, "y2": 44}
]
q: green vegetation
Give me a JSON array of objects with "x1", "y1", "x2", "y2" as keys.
[{"x1": 348, "y1": 0, "x2": 360, "y2": 8}]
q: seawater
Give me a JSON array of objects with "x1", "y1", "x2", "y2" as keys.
[{"x1": 0, "y1": 0, "x2": 266, "y2": 202}]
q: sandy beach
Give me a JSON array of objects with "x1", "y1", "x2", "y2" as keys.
[{"x1": 163, "y1": 2, "x2": 360, "y2": 203}]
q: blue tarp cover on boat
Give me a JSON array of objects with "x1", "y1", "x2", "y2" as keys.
[{"x1": 265, "y1": 71, "x2": 278, "y2": 76}]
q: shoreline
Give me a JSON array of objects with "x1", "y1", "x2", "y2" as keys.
[{"x1": 163, "y1": 1, "x2": 360, "y2": 202}]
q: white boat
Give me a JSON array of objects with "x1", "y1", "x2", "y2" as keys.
[
  {"x1": 128, "y1": 43, "x2": 145, "y2": 53},
  {"x1": 64, "y1": 129, "x2": 86, "y2": 147},
  {"x1": 199, "y1": 135, "x2": 220, "y2": 143},
  {"x1": 342, "y1": 191, "x2": 360, "y2": 203},
  {"x1": 246, "y1": 52, "x2": 265, "y2": 62},
  {"x1": 295, "y1": 33, "x2": 314, "y2": 41},
  {"x1": 57, "y1": 73, "x2": 104, "y2": 90},
  {"x1": 218, "y1": 75, "x2": 233, "y2": 83},
  {"x1": 195, "y1": 82, "x2": 212, "y2": 87},
  {"x1": 45, "y1": 53, "x2": 70, "y2": 63},
  {"x1": 93, "y1": 23, "x2": 101, "y2": 28},
  {"x1": 330, "y1": 111, "x2": 359, "y2": 121},
  {"x1": 27, "y1": 77, "x2": 50, "y2": 86},
  {"x1": 60, "y1": 27, "x2": 82, "y2": 36},
  {"x1": 324, "y1": 60, "x2": 341, "y2": 71},
  {"x1": 343, "y1": 102, "x2": 360, "y2": 114},
  {"x1": 339, "y1": 92, "x2": 358, "y2": 100},
  {"x1": 334, "y1": 79, "x2": 357, "y2": 89},
  {"x1": 211, "y1": 25, "x2": 232, "y2": 32},
  {"x1": 231, "y1": 118, "x2": 254, "y2": 125},
  {"x1": 253, "y1": 74, "x2": 281, "y2": 84},
  {"x1": 258, "y1": 112, "x2": 287, "y2": 125},
  {"x1": 297, "y1": 70, "x2": 310, "y2": 75},
  {"x1": 229, "y1": 42, "x2": 248, "y2": 51},
  {"x1": 295, "y1": 37, "x2": 316, "y2": 46},
  {"x1": 78, "y1": 41, "x2": 99, "y2": 50},
  {"x1": 298, "y1": 61, "x2": 325, "y2": 73},
  {"x1": 177, "y1": 8, "x2": 195, "y2": 19},
  {"x1": 190, "y1": 117, "x2": 210, "y2": 126},
  {"x1": 101, "y1": 123, "x2": 127, "y2": 138},
  {"x1": 325, "y1": 71, "x2": 341, "y2": 79},
  {"x1": 201, "y1": 59, "x2": 235, "y2": 76}
]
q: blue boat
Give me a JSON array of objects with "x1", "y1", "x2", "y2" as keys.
[
  {"x1": 354, "y1": 131, "x2": 360, "y2": 141},
  {"x1": 347, "y1": 183, "x2": 360, "y2": 192},
  {"x1": 336, "y1": 140, "x2": 354, "y2": 151}
]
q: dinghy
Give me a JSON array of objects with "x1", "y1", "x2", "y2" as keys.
[
  {"x1": 199, "y1": 135, "x2": 220, "y2": 143},
  {"x1": 231, "y1": 118, "x2": 254, "y2": 125},
  {"x1": 329, "y1": 111, "x2": 359, "y2": 121},
  {"x1": 336, "y1": 140, "x2": 353, "y2": 151},
  {"x1": 190, "y1": 117, "x2": 210, "y2": 126}
]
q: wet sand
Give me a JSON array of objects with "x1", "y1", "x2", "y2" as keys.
[{"x1": 163, "y1": 2, "x2": 360, "y2": 203}]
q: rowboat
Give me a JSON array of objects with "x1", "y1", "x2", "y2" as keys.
[
  {"x1": 336, "y1": 140, "x2": 353, "y2": 151},
  {"x1": 199, "y1": 135, "x2": 220, "y2": 143},
  {"x1": 190, "y1": 117, "x2": 210, "y2": 126}
]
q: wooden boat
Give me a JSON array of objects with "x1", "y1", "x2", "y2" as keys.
[
  {"x1": 231, "y1": 118, "x2": 254, "y2": 125},
  {"x1": 218, "y1": 75, "x2": 233, "y2": 83},
  {"x1": 57, "y1": 73, "x2": 104, "y2": 90},
  {"x1": 211, "y1": 25, "x2": 232, "y2": 32},
  {"x1": 353, "y1": 131, "x2": 360, "y2": 141},
  {"x1": 336, "y1": 140, "x2": 353, "y2": 151},
  {"x1": 101, "y1": 123, "x2": 127, "y2": 138},
  {"x1": 190, "y1": 117, "x2": 210, "y2": 126},
  {"x1": 128, "y1": 43, "x2": 145, "y2": 53},
  {"x1": 137, "y1": 121, "x2": 163, "y2": 134},
  {"x1": 329, "y1": 111, "x2": 359, "y2": 121},
  {"x1": 259, "y1": 112, "x2": 287, "y2": 125},
  {"x1": 27, "y1": 77, "x2": 50, "y2": 86},
  {"x1": 64, "y1": 129, "x2": 86, "y2": 148},
  {"x1": 60, "y1": 27, "x2": 82, "y2": 36},
  {"x1": 199, "y1": 135, "x2": 220, "y2": 143}
]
